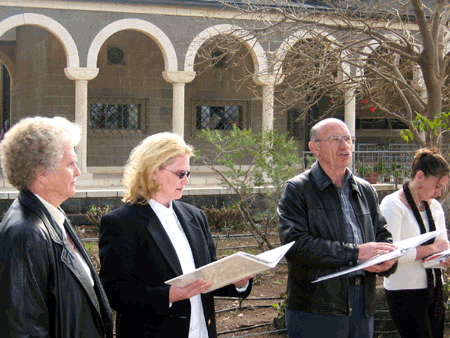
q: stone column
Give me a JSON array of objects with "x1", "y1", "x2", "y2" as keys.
[
  {"x1": 162, "y1": 71, "x2": 196, "y2": 138},
  {"x1": 64, "y1": 67, "x2": 99, "y2": 175},
  {"x1": 344, "y1": 86, "x2": 356, "y2": 139},
  {"x1": 253, "y1": 74, "x2": 283, "y2": 131}
]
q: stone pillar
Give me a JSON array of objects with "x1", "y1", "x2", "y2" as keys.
[
  {"x1": 253, "y1": 74, "x2": 283, "y2": 131},
  {"x1": 344, "y1": 86, "x2": 356, "y2": 138},
  {"x1": 344, "y1": 86, "x2": 357, "y2": 170},
  {"x1": 162, "y1": 71, "x2": 196, "y2": 138},
  {"x1": 64, "y1": 67, "x2": 99, "y2": 175}
]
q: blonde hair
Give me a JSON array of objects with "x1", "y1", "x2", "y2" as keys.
[
  {"x1": 0, "y1": 116, "x2": 81, "y2": 190},
  {"x1": 122, "y1": 132, "x2": 194, "y2": 204}
]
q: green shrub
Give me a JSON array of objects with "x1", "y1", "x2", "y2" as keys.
[
  {"x1": 86, "y1": 204, "x2": 111, "y2": 228},
  {"x1": 203, "y1": 205, "x2": 244, "y2": 232}
]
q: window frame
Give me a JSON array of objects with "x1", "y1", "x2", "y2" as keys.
[
  {"x1": 191, "y1": 99, "x2": 250, "y2": 133},
  {"x1": 88, "y1": 97, "x2": 147, "y2": 136}
]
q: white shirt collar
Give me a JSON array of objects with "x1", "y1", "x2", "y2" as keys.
[
  {"x1": 34, "y1": 193, "x2": 66, "y2": 228},
  {"x1": 150, "y1": 199, "x2": 175, "y2": 219}
]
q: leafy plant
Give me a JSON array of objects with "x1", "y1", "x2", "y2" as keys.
[
  {"x1": 272, "y1": 300, "x2": 286, "y2": 329},
  {"x1": 86, "y1": 204, "x2": 111, "y2": 228},
  {"x1": 196, "y1": 126, "x2": 298, "y2": 251},
  {"x1": 391, "y1": 163, "x2": 402, "y2": 178},
  {"x1": 401, "y1": 111, "x2": 450, "y2": 148},
  {"x1": 374, "y1": 161, "x2": 384, "y2": 175},
  {"x1": 356, "y1": 162, "x2": 372, "y2": 177},
  {"x1": 203, "y1": 204, "x2": 244, "y2": 232},
  {"x1": 83, "y1": 242, "x2": 95, "y2": 252}
]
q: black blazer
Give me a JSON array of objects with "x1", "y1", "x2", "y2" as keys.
[
  {"x1": 99, "y1": 200, "x2": 252, "y2": 338},
  {"x1": 0, "y1": 190, "x2": 113, "y2": 337}
]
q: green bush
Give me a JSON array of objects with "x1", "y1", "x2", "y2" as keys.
[
  {"x1": 196, "y1": 126, "x2": 298, "y2": 250},
  {"x1": 86, "y1": 204, "x2": 111, "y2": 228},
  {"x1": 203, "y1": 205, "x2": 244, "y2": 232}
]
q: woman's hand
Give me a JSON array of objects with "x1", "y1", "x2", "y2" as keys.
[
  {"x1": 432, "y1": 239, "x2": 449, "y2": 253},
  {"x1": 233, "y1": 276, "x2": 253, "y2": 288},
  {"x1": 440, "y1": 256, "x2": 450, "y2": 267},
  {"x1": 169, "y1": 279, "x2": 212, "y2": 303}
]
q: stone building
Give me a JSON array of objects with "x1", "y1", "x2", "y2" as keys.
[{"x1": 0, "y1": 0, "x2": 433, "y2": 180}]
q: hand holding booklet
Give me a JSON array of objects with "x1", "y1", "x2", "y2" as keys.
[
  {"x1": 313, "y1": 230, "x2": 443, "y2": 283},
  {"x1": 165, "y1": 241, "x2": 295, "y2": 293},
  {"x1": 421, "y1": 248, "x2": 450, "y2": 268}
]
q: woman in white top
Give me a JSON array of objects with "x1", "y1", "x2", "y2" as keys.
[{"x1": 380, "y1": 148, "x2": 450, "y2": 338}]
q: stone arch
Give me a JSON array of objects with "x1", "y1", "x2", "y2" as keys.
[
  {"x1": 0, "y1": 50, "x2": 15, "y2": 85},
  {"x1": 0, "y1": 50, "x2": 14, "y2": 126},
  {"x1": 87, "y1": 18, "x2": 177, "y2": 71},
  {"x1": 184, "y1": 24, "x2": 268, "y2": 75},
  {"x1": 0, "y1": 13, "x2": 80, "y2": 67},
  {"x1": 274, "y1": 28, "x2": 340, "y2": 76}
]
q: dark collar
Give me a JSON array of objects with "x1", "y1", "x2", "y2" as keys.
[{"x1": 310, "y1": 161, "x2": 360, "y2": 196}]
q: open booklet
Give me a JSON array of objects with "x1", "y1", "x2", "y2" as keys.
[
  {"x1": 421, "y1": 248, "x2": 450, "y2": 268},
  {"x1": 312, "y1": 230, "x2": 443, "y2": 283},
  {"x1": 165, "y1": 241, "x2": 295, "y2": 293}
]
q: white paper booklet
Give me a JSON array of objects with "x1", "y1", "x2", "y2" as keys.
[
  {"x1": 421, "y1": 248, "x2": 450, "y2": 268},
  {"x1": 312, "y1": 230, "x2": 442, "y2": 283},
  {"x1": 165, "y1": 241, "x2": 295, "y2": 293}
]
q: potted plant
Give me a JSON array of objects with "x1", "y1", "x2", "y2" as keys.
[
  {"x1": 392, "y1": 163, "x2": 403, "y2": 184},
  {"x1": 374, "y1": 161, "x2": 391, "y2": 183},
  {"x1": 357, "y1": 162, "x2": 378, "y2": 184}
]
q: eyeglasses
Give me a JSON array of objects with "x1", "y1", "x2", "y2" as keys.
[
  {"x1": 313, "y1": 135, "x2": 355, "y2": 145},
  {"x1": 162, "y1": 168, "x2": 191, "y2": 179}
]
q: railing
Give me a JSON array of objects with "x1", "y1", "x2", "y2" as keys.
[{"x1": 302, "y1": 149, "x2": 416, "y2": 184}]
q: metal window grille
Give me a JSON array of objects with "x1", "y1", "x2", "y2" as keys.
[
  {"x1": 196, "y1": 105, "x2": 243, "y2": 130},
  {"x1": 89, "y1": 97, "x2": 146, "y2": 135},
  {"x1": 90, "y1": 103, "x2": 139, "y2": 129}
]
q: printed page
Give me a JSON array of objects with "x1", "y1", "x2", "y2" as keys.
[
  {"x1": 254, "y1": 241, "x2": 295, "y2": 267},
  {"x1": 312, "y1": 230, "x2": 442, "y2": 283},
  {"x1": 165, "y1": 241, "x2": 294, "y2": 293}
]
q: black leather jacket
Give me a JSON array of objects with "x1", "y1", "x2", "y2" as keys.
[
  {"x1": 278, "y1": 162, "x2": 394, "y2": 317},
  {"x1": 0, "y1": 190, "x2": 113, "y2": 337}
]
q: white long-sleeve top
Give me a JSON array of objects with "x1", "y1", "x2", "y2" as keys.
[{"x1": 380, "y1": 191, "x2": 448, "y2": 290}]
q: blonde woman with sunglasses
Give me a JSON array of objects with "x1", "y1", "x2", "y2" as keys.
[{"x1": 99, "y1": 132, "x2": 252, "y2": 338}]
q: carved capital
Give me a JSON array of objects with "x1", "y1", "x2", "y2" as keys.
[
  {"x1": 64, "y1": 67, "x2": 99, "y2": 81},
  {"x1": 162, "y1": 71, "x2": 196, "y2": 84},
  {"x1": 252, "y1": 73, "x2": 284, "y2": 86}
]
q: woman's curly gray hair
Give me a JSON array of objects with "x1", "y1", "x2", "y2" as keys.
[{"x1": 0, "y1": 116, "x2": 81, "y2": 190}]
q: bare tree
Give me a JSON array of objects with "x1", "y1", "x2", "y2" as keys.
[{"x1": 204, "y1": 0, "x2": 450, "y2": 148}]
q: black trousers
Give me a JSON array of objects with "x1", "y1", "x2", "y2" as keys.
[{"x1": 385, "y1": 288, "x2": 444, "y2": 338}]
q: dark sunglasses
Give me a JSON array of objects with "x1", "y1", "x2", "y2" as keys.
[{"x1": 162, "y1": 168, "x2": 191, "y2": 179}]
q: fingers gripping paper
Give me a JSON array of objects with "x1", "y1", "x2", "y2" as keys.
[{"x1": 165, "y1": 241, "x2": 295, "y2": 293}]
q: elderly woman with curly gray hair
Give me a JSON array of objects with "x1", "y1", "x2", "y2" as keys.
[{"x1": 0, "y1": 116, "x2": 113, "y2": 338}]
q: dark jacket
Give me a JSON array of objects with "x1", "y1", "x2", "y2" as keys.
[
  {"x1": 0, "y1": 190, "x2": 113, "y2": 337},
  {"x1": 99, "y1": 200, "x2": 252, "y2": 338},
  {"x1": 278, "y1": 162, "x2": 394, "y2": 317}
]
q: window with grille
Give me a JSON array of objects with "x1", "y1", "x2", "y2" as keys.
[
  {"x1": 195, "y1": 104, "x2": 244, "y2": 130},
  {"x1": 89, "y1": 98, "x2": 146, "y2": 134}
]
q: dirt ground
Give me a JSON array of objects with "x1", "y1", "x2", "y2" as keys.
[
  {"x1": 212, "y1": 233, "x2": 289, "y2": 337},
  {"x1": 214, "y1": 263, "x2": 288, "y2": 337},
  {"x1": 81, "y1": 228, "x2": 450, "y2": 338},
  {"x1": 83, "y1": 228, "x2": 288, "y2": 337}
]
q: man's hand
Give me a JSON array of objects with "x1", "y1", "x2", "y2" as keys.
[
  {"x1": 358, "y1": 242, "x2": 396, "y2": 261},
  {"x1": 364, "y1": 258, "x2": 397, "y2": 273}
]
